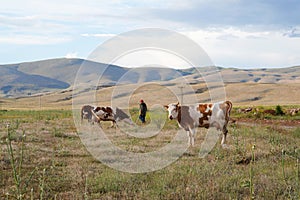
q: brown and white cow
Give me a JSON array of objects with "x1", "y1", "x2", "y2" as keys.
[
  {"x1": 91, "y1": 106, "x2": 134, "y2": 127},
  {"x1": 81, "y1": 105, "x2": 109, "y2": 124},
  {"x1": 289, "y1": 108, "x2": 300, "y2": 116},
  {"x1": 164, "y1": 101, "x2": 232, "y2": 146}
]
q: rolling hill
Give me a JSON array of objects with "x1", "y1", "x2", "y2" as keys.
[
  {"x1": 0, "y1": 58, "x2": 186, "y2": 97},
  {"x1": 0, "y1": 64, "x2": 70, "y2": 97},
  {"x1": 0, "y1": 58, "x2": 299, "y2": 102}
]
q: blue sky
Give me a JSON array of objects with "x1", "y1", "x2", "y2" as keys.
[{"x1": 1, "y1": 0, "x2": 300, "y2": 68}]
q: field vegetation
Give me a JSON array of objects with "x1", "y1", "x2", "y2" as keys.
[{"x1": 0, "y1": 106, "x2": 300, "y2": 199}]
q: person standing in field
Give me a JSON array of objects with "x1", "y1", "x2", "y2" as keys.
[{"x1": 139, "y1": 99, "x2": 147, "y2": 123}]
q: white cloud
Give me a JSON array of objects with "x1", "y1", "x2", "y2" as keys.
[
  {"x1": 1, "y1": 1, "x2": 300, "y2": 67},
  {"x1": 112, "y1": 49, "x2": 194, "y2": 69},
  {"x1": 65, "y1": 52, "x2": 78, "y2": 59},
  {"x1": 0, "y1": 35, "x2": 72, "y2": 45},
  {"x1": 0, "y1": 14, "x2": 38, "y2": 27},
  {"x1": 183, "y1": 27, "x2": 300, "y2": 68},
  {"x1": 81, "y1": 33, "x2": 117, "y2": 38},
  {"x1": 184, "y1": 27, "x2": 272, "y2": 41},
  {"x1": 0, "y1": 13, "x2": 73, "y2": 45},
  {"x1": 283, "y1": 28, "x2": 300, "y2": 38}
]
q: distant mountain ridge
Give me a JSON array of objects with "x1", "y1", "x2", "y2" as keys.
[
  {"x1": 0, "y1": 58, "x2": 184, "y2": 97},
  {"x1": 0, "y1": 58, "x2": 299, "y2": 97},
  {"x1": 0, "y1": 64, "x2": 70, "y2": 97}
]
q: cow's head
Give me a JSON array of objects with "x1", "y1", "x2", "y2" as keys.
[{"x1": 164, "y1": 102, "x2": 180, "y2": 120}]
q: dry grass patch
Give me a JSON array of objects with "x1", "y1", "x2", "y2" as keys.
[{"x1": 1, "y1": 109, "x2": 300, "y2": 199}]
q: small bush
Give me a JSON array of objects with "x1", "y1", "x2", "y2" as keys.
[{"x1": 275, "y1": 105, "x2": 284, "y2": 116}]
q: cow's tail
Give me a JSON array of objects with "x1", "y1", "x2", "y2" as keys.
[{"x1": 225, "y1": 100, "x2": 233, "y2": 122}]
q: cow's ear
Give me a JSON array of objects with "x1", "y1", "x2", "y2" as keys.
[
  {"x1": 176, "y1": 102, "x2": 180, "y2": 106},
  {"x1": 164, "y1": 105, "x2": 169, "y2": 109}
]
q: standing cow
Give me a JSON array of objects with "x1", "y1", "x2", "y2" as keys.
[{"x1": 164, "y1": 101, "x2": 232, "y2": 146}]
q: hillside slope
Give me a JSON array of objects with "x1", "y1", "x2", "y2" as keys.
[
  {"x1": 0, "y1": 65, "x2": 69, "y2": 97},
  {"x1": 0, "y1": 58, "x2": 184, "y2": 97},
  {"x1": 1, "y1": 58, "x2": 299, "y2": 97}
]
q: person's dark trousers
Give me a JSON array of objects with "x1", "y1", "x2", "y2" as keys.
[{"x1": 139, "y1": 114, "x2": 146, "y2": 123}]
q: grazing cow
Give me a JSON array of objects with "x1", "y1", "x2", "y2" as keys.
[
  {"x1": 238, "y1": 107, "x2": 253, "y2": 113},
  {"x1": 263, "y1": 109, "x2": 276, "y2": 116},
  {"x1": 91, "y1": 106, "x2": 133, "y2": 127},
  {"x1": 289, "y1": 108, "x2": 300, "y2": 116},
  {"x1": 81, "y1": 105, "x2": 108, "y2": 124},
  {"x1": 164, "y1": 101, "x2": 232, "y2": 146}
]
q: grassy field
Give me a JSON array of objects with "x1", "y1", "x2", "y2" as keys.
[{"x1": 1, "y1": 107, "x2": 300, "y2": 199}]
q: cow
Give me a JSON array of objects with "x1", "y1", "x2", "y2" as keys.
[
  {"x1": 91, "y1": 106, "x2": 134, "y2": 127},
  {"x1": 164, "y1": 101, "x2": 233, "y2": 146},
  {"x1": 289, "y1": 108, "x2": 300, "y2": 116},
  {"x1": 263, "y1": 109, "x2": 276, "y2": 116},
  {"x1": 238, "y1": 107, "x2": 253, "y2": 113},
  {"x1": 81, "y1": 105, "x2": 108, "y2": 124}
]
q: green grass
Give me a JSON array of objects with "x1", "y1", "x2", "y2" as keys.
[{"x1": 0, "y1": 108, "x2": 300, "y2": 199}]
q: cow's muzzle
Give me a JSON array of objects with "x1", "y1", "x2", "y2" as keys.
[{"x1": 169, "y1": 116, "x2": 173, "y2": 120}]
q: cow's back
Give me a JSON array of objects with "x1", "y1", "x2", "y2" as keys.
[
  {"x1": 193, "y1": 101, "x2": 232, "y2": 129},
  {"x1": 177, "y1": 105, "x2": 200, "y2": 131}
]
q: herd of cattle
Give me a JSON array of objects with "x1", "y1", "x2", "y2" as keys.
[
  {"x1": 81, "y1": 100, "x2": 233, "y2": 146},
  {"x1": 81, "y1": 102, "x2": 300, "y2": 146},
  {"x1": 81, "y1": 102, "x2": 299, "y2": 146}
]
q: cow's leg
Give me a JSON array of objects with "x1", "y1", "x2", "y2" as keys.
[
  {"x1": 188, "y1": 128, "x2": 195, "y2": 146},
  {"x1": 191, "y1": 129, "x2": 195, "y2": 146},
  {"x1": 111, "y1": 120, "x2": 116, "y2": 128},
  {"x1": 90, "y1": 117, "x2": 93, "y2": 125},
  {"x1": 186, "y1": 131, "x2": 191, "y2": 146},
  {"x1": 221, "y1": 126, "x2": 228, "y2": 145},
  {"x1": 91, "y1": 116, "x2": 96, "y2": 125},
  {"x1": 212, "y1": 121, "x2": 227, "y2": 145},
  {"x1": 92, "y1": 116, "x2": 102, "y2": 127}
]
